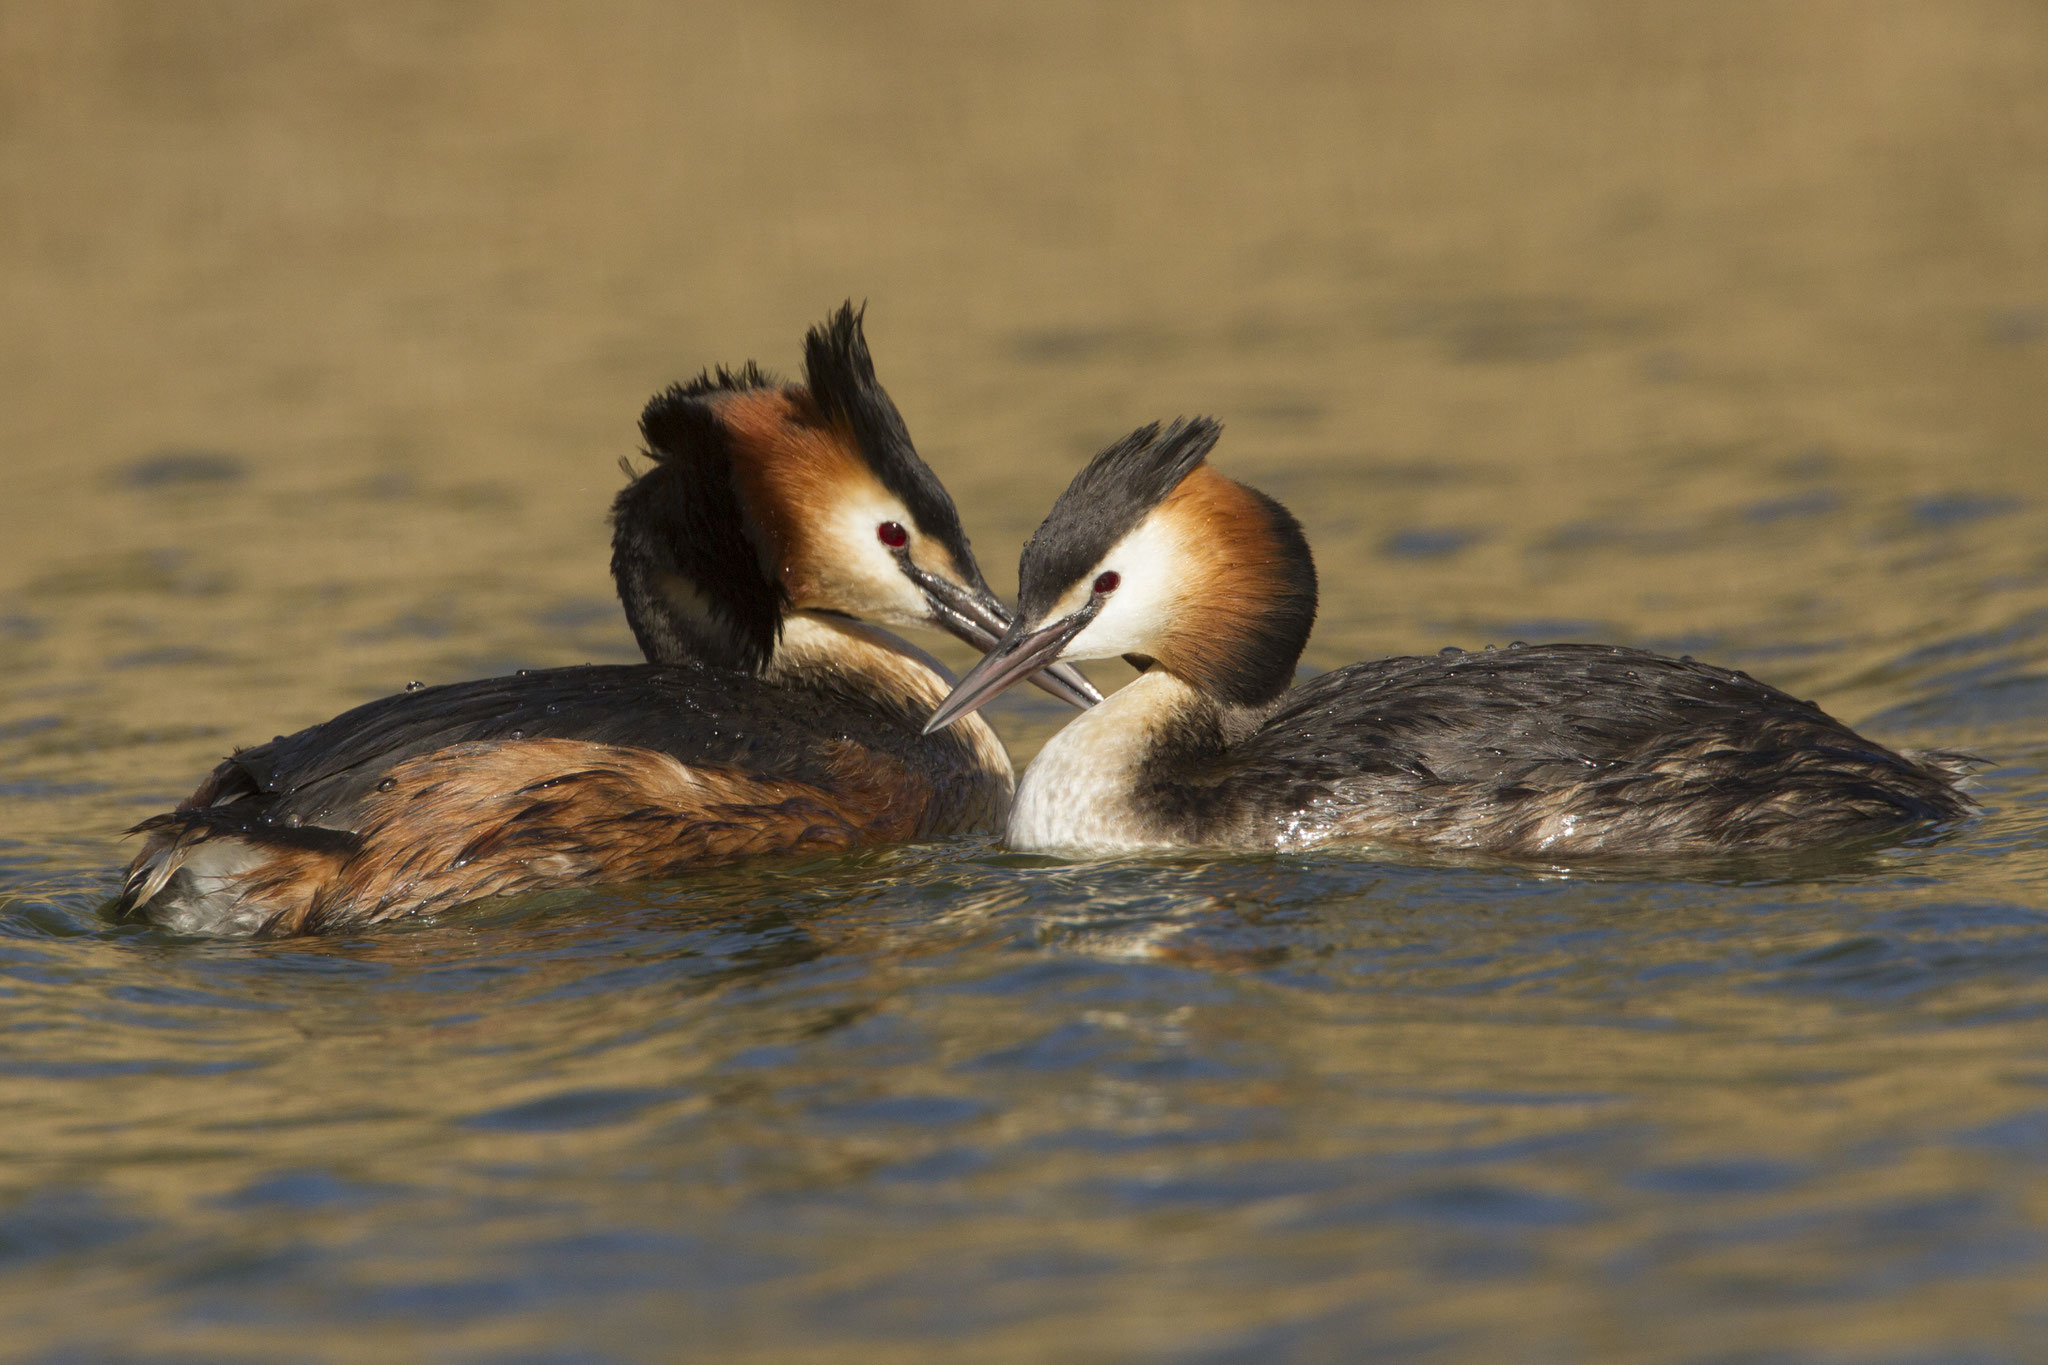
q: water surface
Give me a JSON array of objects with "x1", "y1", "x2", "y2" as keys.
[{"x1": 4, "y1": 6, "x2": 2048, "y2": 1360}]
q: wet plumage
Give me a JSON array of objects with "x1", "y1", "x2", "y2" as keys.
[
  {"x1": 126, "y1": 662, "x2": 1006, "y2": 936},
  {"x1": 1125, "y1": 642, "x2": 1973, "y2": 856},
  {"x1": 929, "y1": 419, "x2": 1976, "y2": 860}
]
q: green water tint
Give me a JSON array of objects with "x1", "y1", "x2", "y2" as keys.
[{"x1": 5, "y1": 5, "x2": 2048, "y2": 1360}]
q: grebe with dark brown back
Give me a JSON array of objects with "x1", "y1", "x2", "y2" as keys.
[
  {"x1": 925, "y1": 418, "x2": 1974, "y2": 861},
  {"x1": 115, "y1": 306, "x2": 1098, "y2": 936}
]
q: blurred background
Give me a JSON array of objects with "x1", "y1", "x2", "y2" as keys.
[
  {"x1": 7, "y1": 1, "x2": 2044, "y2": 750},
  {"x1": 3, "y1": 4, "x2": 2047, "y2": 1362}
]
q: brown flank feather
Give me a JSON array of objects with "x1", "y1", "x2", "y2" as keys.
[{"x1": 169, "y1": 738, "x2": 979, "y2": 936}]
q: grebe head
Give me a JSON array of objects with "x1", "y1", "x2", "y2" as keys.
[
  {"x1": 925, "y1": 418, "x2": 1315, "y2": 732},
  {"x1": 612, "y1": 304, "x2": 1098, "y2": 707}
]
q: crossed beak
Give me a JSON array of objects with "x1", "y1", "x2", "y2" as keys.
[
  {"x1": 901, "y1": 560, "x2": 1100, "y2": 712},
  {"x1": 923, "y1": 601, "x2": 1101, "y2": 734}
]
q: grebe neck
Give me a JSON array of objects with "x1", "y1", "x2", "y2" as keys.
[
  {"x1": 771, "y1": 612, "x2": 1013, "y2": 785},
  {"x1": 1010, "y1": 670, "x2": 1260, "y2": 853},
  {"x1": 766, "y1": 613, "x2": 950, "y2": 705}
]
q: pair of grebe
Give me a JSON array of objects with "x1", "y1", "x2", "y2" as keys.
[{"x1": 120, "y1": 318, "x2": 1973, "y2": 936}]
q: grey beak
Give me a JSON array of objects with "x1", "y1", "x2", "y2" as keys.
[
  {"x1": 903, "y1": 560, "x2": 1101, "y2": 711},
  {"x1": 924, "y1": 607, "x2": 1098, "y2": 734}
]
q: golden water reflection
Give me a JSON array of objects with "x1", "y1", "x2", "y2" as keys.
[{"x1": 3, "y1": 5, "x2": 2047, "y2": 1360}]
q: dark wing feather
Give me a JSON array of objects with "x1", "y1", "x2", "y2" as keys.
[
  {"x1": 1186, "y1": 644, "x2": 1971, "y2": 852},
  {"x1": 210, "y1": 663, "x2": 915, "y2": 833},
  {"x1": 120, "y1": 660, "x2": 1003, "y2": 933}
]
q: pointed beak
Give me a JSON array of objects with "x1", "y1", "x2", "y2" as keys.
[
  {"x1": 900, "y1": 559, "x2": 1101, "y2": 710},
  {"x1": 924, "y1": 605, "x2": 1100, "y2": 734}
]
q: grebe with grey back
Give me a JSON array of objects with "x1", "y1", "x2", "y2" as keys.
[
  {"x1": 926, "y1": 418, "x2": 1974, "y2": 859},
  {"x1": 115, "y1": 305, "x2": 1098, "y2": 936}
]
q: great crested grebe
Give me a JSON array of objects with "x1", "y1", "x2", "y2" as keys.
[
  {"x1": 116, "y1": 305, "x2": 1099, "y2": 936},
  {"x1": 925, "y1": 418, "x2": 1975, "y2": 860}
]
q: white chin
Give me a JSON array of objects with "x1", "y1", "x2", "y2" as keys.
[{"x1": 1065, "y1": 612, "x2": 1150, "y2": 662}]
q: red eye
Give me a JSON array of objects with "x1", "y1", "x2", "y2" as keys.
[
  {"x1": 877, "y1": 521, "x2": 908, "y2": 548},
  {"x1": 1093, "y1": 571, "x2": 1121, "y2": 594}
]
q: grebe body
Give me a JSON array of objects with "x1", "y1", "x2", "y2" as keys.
[
  {"x1": 929, "y1": 420, "x2": 1974, "y2": 861},
  {"x1": 118, "y1": 307, "x2": 1096, "y2": 935},
  {"x1": 128, "y1": 650, "x2": 1003, "y2": 937}
]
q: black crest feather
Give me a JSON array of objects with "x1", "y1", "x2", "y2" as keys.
[
  {"x1": 664, "y1": 361, "x2": 777, "y2": 408},
  {"x1": 611, "y1": 377, "x2": 784, "y2": 672},
  {"x1": 803, "y1": 303, "x2": 988, "y2": 592},
  {"x1": 1018, "y1": 418, "x2": 1223, "y2": 618},
  {"x1": 639, "y1": 362, "x2": 774, "y2": 458}
]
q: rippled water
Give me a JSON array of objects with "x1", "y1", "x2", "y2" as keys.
[{"x1": 5, "y1": 6, "x2": 2048, "y2": 1360}]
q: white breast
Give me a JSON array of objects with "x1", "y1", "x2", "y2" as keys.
[{"x1": 1008, "y1": 671, "x2": 1194, "y2": 853}]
